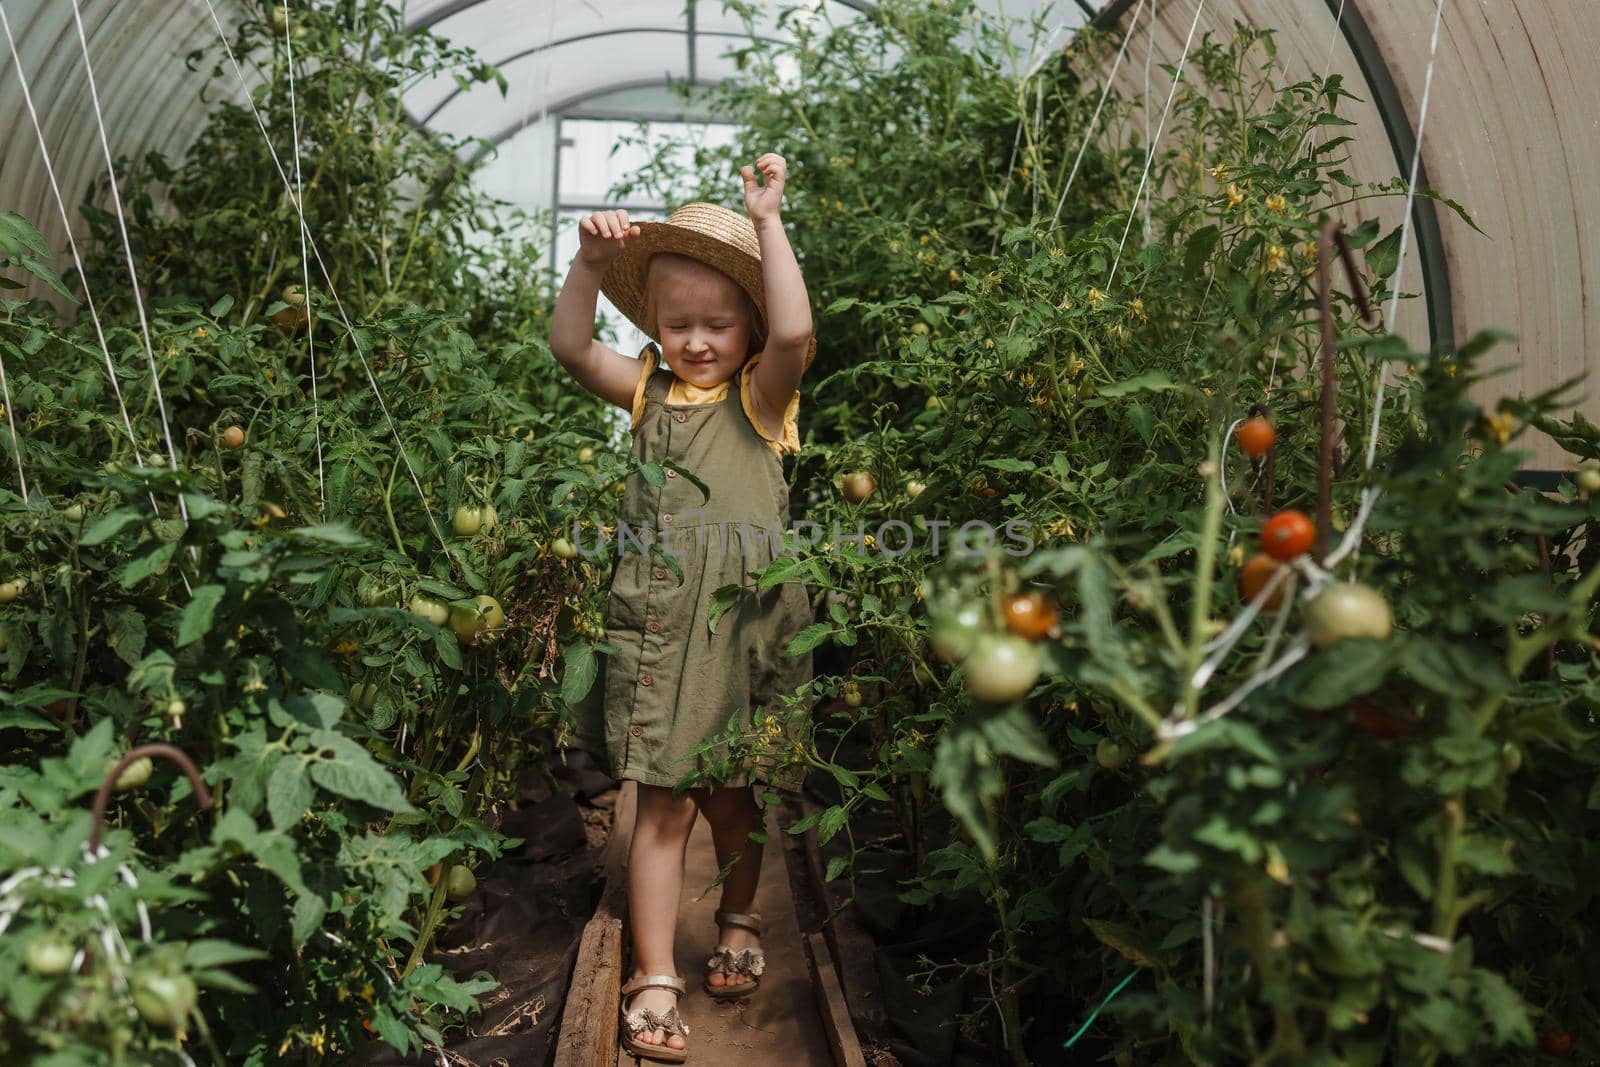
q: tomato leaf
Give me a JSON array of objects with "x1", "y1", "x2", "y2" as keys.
[
  {"x1": 177, "y1": 584, "x2": 227, "y2": 646},
  {"x1": 1098, "y1": 371, "x2": 1177, "y2": 398},
  {"x1": 433, "y1": 629, "x2": 463, "y2": 670},
  {"x1": 307, "y1": 730, "x2": 414, "y2": 813},
  {"x1": 79, "y1": 508, "x2": 144, "y2": 546},
  {"x1": 785, "y1": 623, "x2": 834, "y2": 657},
  {"x1": 1083, "y1": 918, "x2": 1164, "y2": 968},
  {"x1": 1288, "y1": 640, "x2": 1391, "y2": 709},
  {"x1": 979, "y1": 705, "x2": 1058, "y2": 768},
  {"x1": 266, "y1": 757, "x2": 313, "y2": 831},
  {"x1": 560, "y1": 640, "x2": 598, "y2": 705}
]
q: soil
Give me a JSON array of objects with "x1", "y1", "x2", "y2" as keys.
[{"x1": 361, "y1": 743, "x2": 618, "y2": 1067}]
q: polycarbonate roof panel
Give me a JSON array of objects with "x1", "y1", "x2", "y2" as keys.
[{"x1": 402, "y1": 0, "x2": 1102, "y2": 144}]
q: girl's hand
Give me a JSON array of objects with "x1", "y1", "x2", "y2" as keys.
[
  {"x1": 741, "y1": 153, "x2": 787, "y2": 224},
  {"x1": 577, "y1": 209, "x2": 641, "y2": 268}
]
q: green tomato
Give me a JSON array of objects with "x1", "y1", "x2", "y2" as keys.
[
  {"x1": 108, "y1": 755, "x2": 153, "y2": 791},
  {"x1": 452, "y1": 505, "x2": 484, "y2": 537},
  {"x1": 449, "y1": 595, "x2": 505, "y2": 641},
  {"x1": 0, "y1": 578, "x2": 26, "y2": 603},
  {"x1": 63, "y1": 503, "x2": 86, "y2": 523},
  {"x1": 1304, "y1": 583, "x2": 1393, "y2": 648},
  {"x1": 1095, "y1": 738, "x2": 1128, "y2": 770},
  {"x1": 409, "y1": 595, "x2": 450, "y2": 625},
  {"x1": 132, "y1": 971, "x2": 197, "y2": 1029},
  {"x1": 1500, "y1": 741, "x2": 1523, "y2": 775},
  {"x1": 905, "y1": 479, "x2": 926, "y2": 498},
  {"x1": 929, "y1": 601, "x2": 985, "y2": 664},
  {"x1": 445, "y1": 864, "x2": 477, "y2": 901},
  {"x1": 1579, "y1": 467, "x2": 1600, "y2": 494},
  {"x1": 25, "y1": 934, "x2": 75, "y2": 976},
  {"x1": 577, "y1": 446, "x2": 595, "y2": 463},
  {"x1": 550, "y1": 537, "x2": 578, "y2": 559},
  {"x1": 961, "y1": 633, "x2": 1041, "y2": 703}
]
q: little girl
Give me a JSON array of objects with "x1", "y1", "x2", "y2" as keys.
[{"x1": 548, "y1": 153, "x2": 817, "y2": 1063}]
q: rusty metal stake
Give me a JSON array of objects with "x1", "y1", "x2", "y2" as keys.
[
  {"x1": 89, "y1": 744, "x2": 213, "y2": 854},
  {"x1": 1315, "y1": 219, "x2": 1380, "y2": 562}
]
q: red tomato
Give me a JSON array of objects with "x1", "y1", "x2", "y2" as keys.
[
  {"x1": 1237, "y1": 417, "x2": 1276, "y2": 459},
  {"x1": 1261, "y1": 510, "x2": 1315, "y2": 561},
  {"x1": 1539, "y1": 1031, "x2": 1573, "y2": 1057},
  {"x1": 1351, "y1": 699, "x2": 1412, "y2": 739}
]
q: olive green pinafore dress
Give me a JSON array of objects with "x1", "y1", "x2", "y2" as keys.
[{"x1": 571, "y1": 347, "x2": 815, "y2": 791}]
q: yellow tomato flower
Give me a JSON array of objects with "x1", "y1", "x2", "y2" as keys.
[
  {"x1": 1226, "y1": 183, "x2": 1245, "y2": 209},
  {"x1": 1087, "y1": 287, "x2": 1105, "y2": 309},
  {"x1": 1485, "y1": 411, "x2": 1517, "y2": 444},
  {"x1": 1265, "y1": 245, "x2": 1288, "y2": 273},
  {"x1": 192, "y1": 327, "x2": 209, "y2": 339},
  {"x1": 1265, "y1": 193, "x2": 1288, "y2": 214},
  {"x1": 1209, "y1": 163, "x2": 1228, "y2": 180}
]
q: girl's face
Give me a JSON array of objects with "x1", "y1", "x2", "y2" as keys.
[{"x1": 646, "y1": 255, "x2": 757, "y2": 388}]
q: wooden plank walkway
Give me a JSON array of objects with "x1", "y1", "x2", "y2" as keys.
[
  {"x1": 641, "y1": 795, "x2": 835, "y2": 1065},
  {"x1": 556, "y1": 781, "x2": 858, "y2": 1066}
]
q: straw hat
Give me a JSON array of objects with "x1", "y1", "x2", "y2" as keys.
[{"x1": 599, "y1": 202, "x2": 816, "y2": 372}]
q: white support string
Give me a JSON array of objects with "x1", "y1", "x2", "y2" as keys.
[
  {"x1": 1049, "y1": 0, "x2": 1149, "y2": 236},
  {"x1": 1105, "y1": 0, "x2": 1206, "y2": 291},
  {"x1": 1, "y1": 4, "x2": 178, "y2": 526},
  {"x1": 67, "y1": 0, "x2": 189, "y2": 527},
  {"x1": 198, "y1": 0, "x2": 458, "y2": 562},
  {"x1": 280, "y1": 2, "x2": 326, "y2": 517}
]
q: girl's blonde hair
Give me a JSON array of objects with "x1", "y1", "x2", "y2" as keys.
[{"x1": 641, "y1": 253, "x2": 766, "y2": 358}]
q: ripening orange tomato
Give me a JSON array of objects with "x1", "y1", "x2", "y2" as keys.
[
  {"x1": 1261, "y1": 510, "x2": 1315, "y2": 561},
  {"x1": 1001, "y1": 592, "x2": 1058, "y2": 640},
  {"x1": 1237, "y1": 417, "x2": 1276, "y2": 459},
  {"x1": 1238, "y1": 553, "x2": 1286, "y2": 609}
]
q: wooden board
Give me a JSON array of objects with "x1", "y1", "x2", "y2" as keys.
[
  {"x1": 615, "y1": 797, "x2": 836, "y2": 1066},
  {"x1": 804, "y1": 931, "x2": 869, "y2": 1067},
  {"x1": 554, "y1": 780, "x2": 635, "y2": 1067}
]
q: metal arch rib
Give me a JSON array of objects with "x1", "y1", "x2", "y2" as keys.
[
  {"x1": 419, "y1": 26, "x2": 789, "y2": 126},
  {"x1": 459, "y1": 75, "x2": 728, "y2": 168},
  {"x1": 406, "y1": 0, "x2": 879, "y2": 33},
  {"x1": 1091, "y1": 0, "x2": 1454, "y2": 355}
]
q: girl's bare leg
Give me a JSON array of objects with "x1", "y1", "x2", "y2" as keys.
[
  {"x1": 627, "y1": 783, "x2": 698, "y2": 1049},
  {"x1": 694, "y1": 785, "x2": 764, "y2": 992}
]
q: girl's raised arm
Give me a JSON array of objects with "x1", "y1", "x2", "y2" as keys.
[
  {"x1": 548, "y1": 209, "x2": 648, "y2": 412},
  {"x1": 741, "y1": 154, "x2": 813, "y2": 416}
]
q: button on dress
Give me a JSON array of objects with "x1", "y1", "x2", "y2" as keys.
[{"x1": 571, "y1": 344, "x2": 814, "y2": 791}]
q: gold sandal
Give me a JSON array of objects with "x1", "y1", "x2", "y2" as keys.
[
  {"x1": 619, "y1": 973, "x2": 690, "y2": 1063},
  {"x1": 703, "y1": 909, "x2": 764, "y2": 1000}
]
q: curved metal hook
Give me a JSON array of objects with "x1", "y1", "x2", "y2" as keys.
[{"x1": 89, "y1": 743, "x2": 213, "y2": 855}]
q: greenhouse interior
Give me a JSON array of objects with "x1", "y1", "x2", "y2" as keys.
[{"x1": 2, "y1": 0, "x2": 1599, "y2": 1064}]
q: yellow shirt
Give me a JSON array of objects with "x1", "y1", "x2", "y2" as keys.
[{"x1": 629, "y1": 343, "x2": 801, "y2": 457}]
